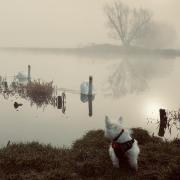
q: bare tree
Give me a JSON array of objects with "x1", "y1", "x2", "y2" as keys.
[{"x1": 104, "y1": 1, "x2": 152, "y2": 46}]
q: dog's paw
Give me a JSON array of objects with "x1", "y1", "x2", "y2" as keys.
[
  {"x1": 130, "y1": 163, "x2": 138, "y2": 172},
  {"x1": 113, "y1": 162, "x2": 120, "y2": 168}
]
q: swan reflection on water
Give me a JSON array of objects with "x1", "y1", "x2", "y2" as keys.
[
  {"x1": 0, "y1": 77, "x2": 96, "y2": 116},
  {"x1": 80, "y1": 78, "x2": 95, "y2": 117},
  {"x1": 1, "y1": 74, "x2": 179, "y2": 135}
]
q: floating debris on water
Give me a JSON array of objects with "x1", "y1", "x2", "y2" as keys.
[{"x1": 14, "y1": 101, "x2": 23, "y2": 109}]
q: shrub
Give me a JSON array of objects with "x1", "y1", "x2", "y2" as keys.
[{"x1": 26, "y1": 80, "x2": 54, "y2": 107}]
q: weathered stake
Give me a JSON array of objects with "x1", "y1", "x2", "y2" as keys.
[
  {"x1": 88, "y1": 96, "x2": 93, "y2": 117},
  {"x1": 57, "y1": 96, "x2": 62, "y2": 109},
  {"x1": 158, "y1": 109, "x2": 167, "y2": 137},
  {"x1": 88, "y1": 76, "x2": 93, "y2": 95},
  {"x1": 88, "y1": 76, "x2": 93, "y2": 117},
  {"x1": 28, "y1": 65, "x2": 31, "y2": 83}
]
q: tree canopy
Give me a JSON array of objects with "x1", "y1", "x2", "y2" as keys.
[{"x1": 104, "y1": 1, "x2": 152, "y2": 46}]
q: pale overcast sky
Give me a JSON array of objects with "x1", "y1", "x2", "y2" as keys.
[{"x1": 0, "y1": 0, "x2": 179, "y2": 47}]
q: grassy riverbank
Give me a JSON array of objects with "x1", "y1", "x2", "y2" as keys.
[{"x1": 0, "y1": 128, "x2": 179, "y2": 179}]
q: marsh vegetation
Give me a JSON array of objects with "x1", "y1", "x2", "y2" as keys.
[
  {"x1": 0, "y1": 79, "x2": 55, "y2": 108},
  {"x1": 26, "y1": 80, "x2": 54, "y2": 107}
]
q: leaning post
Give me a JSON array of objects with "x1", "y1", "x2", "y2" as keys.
[
  {"x1": 28, "y1": 65, "x2": 31, "y2": 83},
  {"x1": 88, "y1": 76, "x2": 93, "y2": 95},
  {"x1": 158, "y1": 109, "x2": 168, "y2": 137},
  {"x1": 88, "y1": 76, "x2": 93, "y2": 117}
]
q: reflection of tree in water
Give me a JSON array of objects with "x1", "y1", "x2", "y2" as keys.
[{"x1": 108, "y1": 56, "x2": 174, "y2": 97}]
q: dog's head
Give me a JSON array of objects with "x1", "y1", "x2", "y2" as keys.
[{"x1": 104, "y1": 116, "x2": 124, "y2": 140}]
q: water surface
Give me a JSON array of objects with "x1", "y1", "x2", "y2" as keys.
[{"x1": 0, "y1": 50, "x2": 180, "y2": 146}]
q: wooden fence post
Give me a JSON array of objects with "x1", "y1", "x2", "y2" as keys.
[
  {"x1": 88, "y1": 76, "x2": 93, "y2": 117},
  {"x1": 57, "y1": 96, "x2": 62, "y2": 109},
  {"x1": 158, "y1": 109, "x2": 167, "y2": 137},
  {"x1": 28, "y1": 65, "x2": 31, "y2": 83},
  {"x1": 88, "y1": 76, "x2": 93, "y2": 95},
  {"x1": 88, "y1": 96, "x2": 93, "y2": 117}
]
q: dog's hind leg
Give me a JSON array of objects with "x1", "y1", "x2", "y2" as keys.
[
  {"x1": 126, "y1": 142, "x2": 139, "y2": 171},
  {"x1": 128, "y1": 155, "x2": 138, "y2": 171},
  {"x1": 109, "y1": 146, "x2": 119, "y2": 168}
]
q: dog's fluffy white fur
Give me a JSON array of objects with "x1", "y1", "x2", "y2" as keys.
[{"x1": 104, "y1": 116, "x2": 140, "y2": 170}]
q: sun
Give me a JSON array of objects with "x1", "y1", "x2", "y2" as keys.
[{"x1": 143, "y1": 99, "x2": 164, "y2": 121}]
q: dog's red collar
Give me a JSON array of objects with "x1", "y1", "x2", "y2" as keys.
[
  {"x1": 112, "y1": 138, "x2": 135, "y2": 156},
  {"x1": 112, "y1": 129, "x2": 135, "y2": 156}
]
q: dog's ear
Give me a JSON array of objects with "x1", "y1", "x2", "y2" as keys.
[
  {"x1": 118, "y1": 116, "x2": 123, "y2": 124},
  {"x1": 105, "y1": 116, "x2": 111, "y2": 128}
]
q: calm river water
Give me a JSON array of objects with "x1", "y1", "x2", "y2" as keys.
[{"x1": 0, "y1": 49, "x2": 180, "y2": 146}]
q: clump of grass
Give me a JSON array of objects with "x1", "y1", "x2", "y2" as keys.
[
  {"x1": 26, "y1": 80, "x2": 54, "y2": 107},
  {"x1": 131, "y1": 128, "x2": 162, "y2": 145},
  {"x1": 0, "y1": 128, "x2": 180, "y2": 179}
]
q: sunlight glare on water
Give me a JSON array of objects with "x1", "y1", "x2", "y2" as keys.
[
  {"x1": 0, "y1": 50, "x2": 180, "y2": 146},
  {"x1": 143, "y1": 98, "x2": 166, "y2": 121}
]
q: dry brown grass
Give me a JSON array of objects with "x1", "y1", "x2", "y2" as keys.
[
  {"x1": 0, "y1": 128, "x2": 180, "y2": 179},
  {"x1": 26, "y1": 80, "x2": 54, "y2": 107}
]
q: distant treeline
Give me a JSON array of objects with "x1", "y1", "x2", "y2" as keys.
[{"x1": 1, "y1": 44, "x2": 180, "y2": 58}]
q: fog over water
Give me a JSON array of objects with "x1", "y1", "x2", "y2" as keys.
[
  {"x1": 0, "y1": 51, "x2": 180, "y2": 146},
  {"x1": 0, "y1": 1, "x2": 180, "y2": 146},
  {"x1": 0, "y1": 0, "x2": 180, "y2": 48}
]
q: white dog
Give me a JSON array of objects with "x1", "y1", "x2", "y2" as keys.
[{"x1": 104, "y1": 116, "x2": 140, "y2": 171}]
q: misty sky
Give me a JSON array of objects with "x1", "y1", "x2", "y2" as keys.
[{"x1": 0, "y1": 0, "x2": 180, "y2": 48}]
